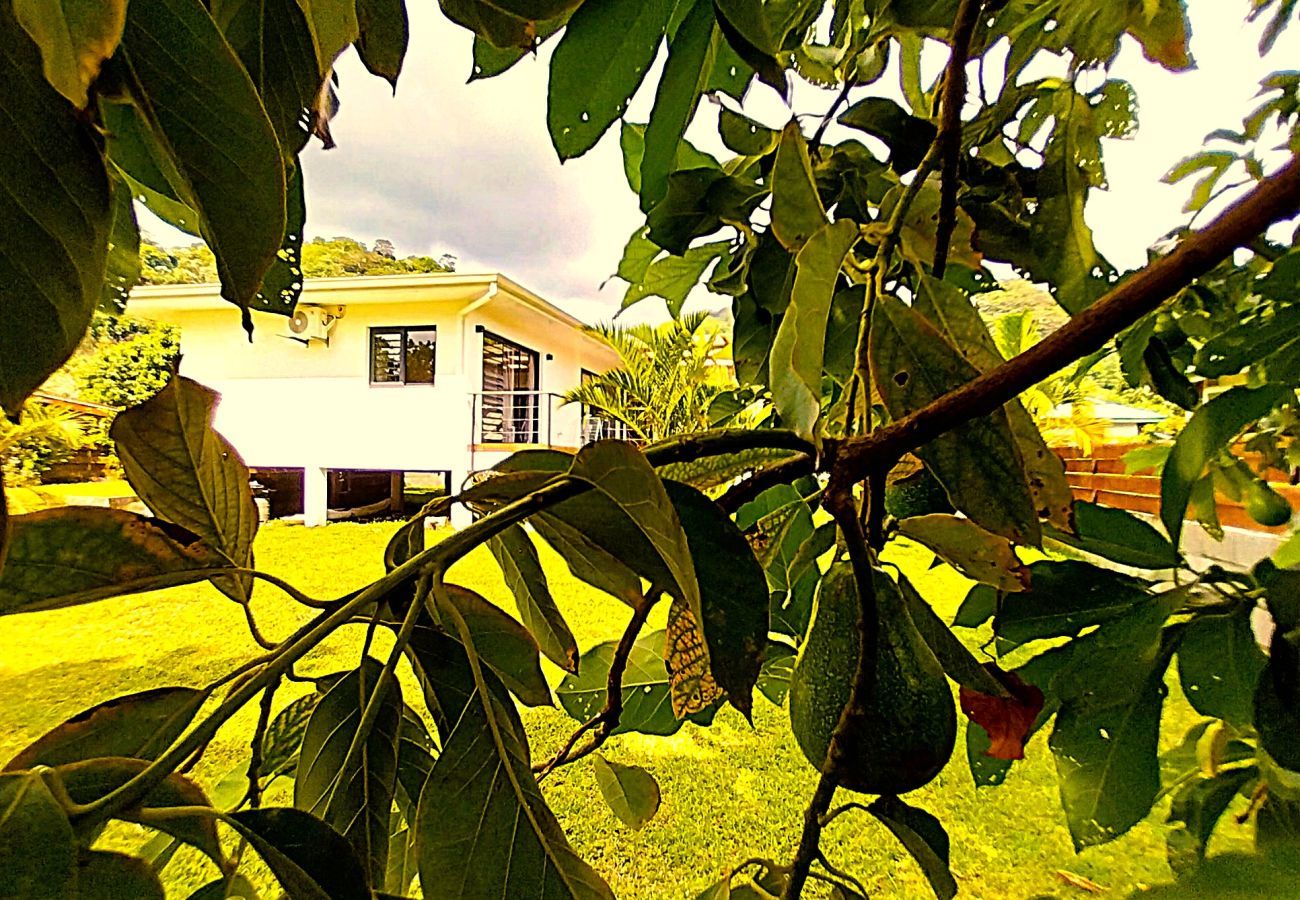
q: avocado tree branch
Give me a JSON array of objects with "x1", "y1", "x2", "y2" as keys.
[
  {"x1": 828, "y1": 151, "x2": 1300, "y2": 486},
  {"x1": 932, "y1": 0, "x2": 985, "y2": 278}
]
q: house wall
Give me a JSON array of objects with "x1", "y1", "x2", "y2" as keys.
[{"x1": 132, "y1": 279, "x2": 616, "y2": 525}]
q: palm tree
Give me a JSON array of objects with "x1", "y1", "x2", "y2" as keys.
[
  {"x1": 0, "y1": 402, "x2": 87, "y2": 483},
  {"x1": 563, "y1": 312, "x2": 734, "y2": 443}
]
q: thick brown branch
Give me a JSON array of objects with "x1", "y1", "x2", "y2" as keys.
[
  {"x1": 933, "y1": 0, "x2": 984, "y2": 278},
  {"x1": 830, "y1": 152, "x2": 1300, "y2": 483}
]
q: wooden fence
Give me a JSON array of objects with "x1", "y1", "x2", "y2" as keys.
[{"x1": 1058, "y1": 444, "x2": 1299, "y2": 534}]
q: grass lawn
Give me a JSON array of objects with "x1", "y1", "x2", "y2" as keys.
[{"x1": 0, "y1": 521, "x2": 1252, "y2": 898}]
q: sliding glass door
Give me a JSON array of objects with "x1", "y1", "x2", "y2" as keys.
[{"x1": 480, "y1": 332, "x2": 539, "y2": 443}]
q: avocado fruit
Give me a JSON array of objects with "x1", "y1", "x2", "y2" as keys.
[
  {"x1": 788, "y1": 562, "x2": 956, "y2": 794},
  {"x1": 884, "y1": 468, "x2": 954, "y2": 519},
  {"x1": 1245, "y1": 481, "x2": 1292, "y2": 527}
]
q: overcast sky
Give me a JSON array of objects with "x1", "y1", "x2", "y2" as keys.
[{"x1": 286, "y1": 2, "x2": 1297, "y2": 324}]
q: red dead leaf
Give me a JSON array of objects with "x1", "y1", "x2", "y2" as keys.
[{"x1": 960, "y1": 665, "x2": 1045, "y2": 760}]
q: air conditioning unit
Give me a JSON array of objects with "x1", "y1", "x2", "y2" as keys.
[{"x1": 284, "y1": 305, "x2": 341, "y2": 344}]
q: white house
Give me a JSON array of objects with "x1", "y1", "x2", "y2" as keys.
[{"x1": 128, "y1": 273, "x2": 621, "y2": 526}]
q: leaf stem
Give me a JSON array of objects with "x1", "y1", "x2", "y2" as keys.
[{"x1": 932, "y1": 0, "x2": 986, "y2": 278}]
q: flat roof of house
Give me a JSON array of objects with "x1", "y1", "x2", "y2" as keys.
[{"x1": 128, "y1": 272, "x2": 597, "y2": 334}]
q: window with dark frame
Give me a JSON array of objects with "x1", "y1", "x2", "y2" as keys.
[
  {"x1": 370, "y1": 326, "x2": 437, "y2": 385},
  {"x1": 480, "y1": 331, "x2": 539, "y2": 443}
]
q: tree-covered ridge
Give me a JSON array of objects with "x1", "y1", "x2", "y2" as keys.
[
  {"x1": 139, "y1": 236, "x2": 453, "y2": 285},
  {"x1": 2, "y1": 2, "x2": 1300, "y2": 899}
]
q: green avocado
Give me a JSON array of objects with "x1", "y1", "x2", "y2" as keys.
[
  {"x1": 788, "y1": 562, "x2": 956, "y2": 794},
  {"x1": 1245, "y1": 481, "x2": 1293, "y2": 527},
  {"x1": 884, "y1": 468, "x2": 954, "y2": 519}
]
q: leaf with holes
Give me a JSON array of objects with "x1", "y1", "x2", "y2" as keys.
[
  {"x1": 898, "y1": 514, "x2": 1030, "y2": 593},
  {"x1": 111, "y1": 374, "x2": 259, "y2": 602},
  {"x1": 872, "y1": 297, "x2": 1039, "y2": 545},
  {"x1": 1178, "y1": 608, "x2": 1268, "y2": 728},
  {"x1": 294, "y1": 658, "x2": 401, "y2": 885}
]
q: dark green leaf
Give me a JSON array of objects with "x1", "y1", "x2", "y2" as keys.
[
  {"x1": 769, "y1": 220, "x2": 858, "y2": 438},
  {"x1": 839, "y1": 96, "x2": 936, "y2": 174},
  {"x1": 121, "y1": 0, "x2": 287, "y2": 313},
  {"x1": 404, "y1": 614, "x2": 522, "y2": 745},
  {"x1": 102, "y1": 172, "x2": 142, "y2": 313},
  {"x1": 471, "y1": 14, "x2": 568, "y2": 79},
  {"x1": 592, "y1": 755, "x2": 661, "y2": 829},
  {"x1": 770, "y1": 122, "x2": 827, "y2": 252},
  {"x1": 57, "y1": 757, "x2": 223, "y2": 867},
  {"x1": 384, "y1": 820, "x2": 418, "y2": 896},
  {"x1": 897, "y1": 514, "x2": 1030, "y2": 593},
  {"x1": 966, "y1": 645, "x2": 1072, "y2": 788},
  {"x1": 260, "y1": 693, "x2": 319, "y2": 781},
  {"x1": 13, "y1": 0, "x2": 125, "y2": 108},
  {"x1": 186, "y1": 874, "x2": 258, "y2": 900},
  {"x1": 532, "y1": 513, "x2": 647, "y2": 605},
  {"x1": 294, "y1": 658, "x2": 401, "y2": 885},
  {"x1": 866, "y1": 796, "x2": 957, "y2": 900},
  {"x1": 393, "y1": 709, "x2": 436, "y2": 819},
  {"x1": 76, "y1": 850, "x2": 165, "y2": 900},
  {"x1": 897, "y1": 574, "x2": 1008, "y2": 697},
  {"x1": 719, "y1": 107, "x2": 779, "y2": 156},
  {"x1": 227, "y1": 807, "x2": 371, "y2": 900},
  {"x1": 1044, "y1": 500, "x2": 1181, "y2": 569},
  {"x1": 416, "y1": 691, "x2": 613, "y2": 899},
  {"x1": 665, "y1": 481, "x2": 768, "y2": 718},
  {"x1": 0, "y1": 2, "x2": 111, "y2": 415},
  {"x1": 1161, "y1": 386, "x2": 1292, "y2": 546},
  {"x1": 1166, "y1": 766, "x2": 1258, "y2": 875},
  {"x1": 251, "y1": 159, "x2": 306, "y2": 316},
  {"x1": 211, "y1": 0, "x2": 322, "y2": 156},
  {"x1": 1256, "y1": 795, "x2": 1300, "y2": 857},
  {"x1": 619, "y1": 121, "x2": 717, "y2": 195},
  {"x1": 622, "y1": 240, "x2": 729, "y2": 316},
  {"x1": 0, "y1": 508, "x2": 231, "y2": 615},
  {"x1": 101, "y1": 98, "x2": 202, "y2": 235},
  {"x1": 615, "y1": 226, "x2": 661, "y2": 284},
  {"x1": 871, "y1": 297, "x2": 1039, "y2": 545},
  {"x1": 646, "y1": 168, "x2": 764, "y2": 255},
  {"x1": 1178, "y1": 609, "x2": 1268, "y2": 727},
  {"x1": 5, "y1": 686, "x2": 205, "y2": 771},
  {"x1": 111, "y1": 374, "x2": 259, "y2": 602},
  {"x1": 355, "y1": 0, "x2": 409, "y2": 87},
  {"x1": 558, "y1": 629, "x2": 717, "y2": 735},
  {"x1": 995, "y1": 560, "x2": 1151, "y2": 646},
  {"x1": 440, "y1": 584, "x2": 551, "y2": 706},
  {"x1": 0, "y1": 772, "x2": 78, "y2": 897},
  {"x1": 1049, "y1": 630, "x2": 1176, "y2": 848},
  {"x1": 488, "y1": 525, "x2": 579, "y2": 672},
  {"x1": 548, "y1": 0, "x2": 675, "y2": 160},
  {"x1": 1255, "y1": 626, "x2": 1300, "y2": 771},
  {"x1": 756, "y1": 642, "x2": 795, "y2": 706},
  {"x1": 952, "y1": 583, "x2": 996, "y2": 629},
  {"x1": 639, "y1": 0, "x2": 718, "y2": 212}
]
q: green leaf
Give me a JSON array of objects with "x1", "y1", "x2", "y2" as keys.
[
  {"x1": 770, "y1": 122, "x2": 827, "y2": 252},
  {"x1": 871, "y1": 296, "x2": 1040, "y2": 545},
  {"x1": 211, "y1": 0, "x2": 322, "y2": 156},
  {"x1": 616, "y1": 226, "x2": 661, "y2": 284},
  {"x1": 227, "y1": 807, "x2": 372, "y2": 900},
  {"x1": 440, "y1": 584, "x2": 552, "y2": 707},
  {"x1": 416, "y1": 692, "x2": 614, "y2": 899},
  {"x1": 56, "y1": 757, "x2": 224, "y2": 867},
  {"x1": 0, "y1": 508, "x2": 232, "y2": 615},
  {"x1": 1178, "y1": 609, "x2": 1268, "y2": 728},
  {"x1": 76, "y1": 850, "x2": 165, "y2": 900},
  {"x1": 1126, "y1": 0, "x2": 1193, "y2": 72},
  {"x1": 713, "y1": 0, "x2": 819, "y2": 56},
  {"x1": 966, "y1": 645, "x2": 1071, "y2": 788},
  {"x1": 1161, "y1": 386, "x2": 1292, "y2": 547},
  {"x1": 866, "y1": 796, "x2": 957, "y2": 900},
  {"x1": 592, "y1": 755, "x2": 661, "y2": 829},
  {"x1": 768, "y1": 220, "x2": 858, "y2": 439},
  {"x1": 5, "y1": 686, "x2": 205, "y2": 771},
  {"x1": 1045, "y1": 500, "x2": 1181, "y2": 570},
  {"x1": 471, "y1": 13, "x2": 569, "y2": 79},
  {"x1": 719, "y1": 108, "x2": 779, "y2": 156},
  {"x1": 298, "y1": 0, "x2": 361, "y2": 67},
  {"x1": 839, "y1": 96, "x2": 936, "y2": 174},
  {"x1": 101, "y1": 98, "x2": 202, "y2": 235},
  {"x1": 1166, "y1": 767, "x2": 1258, "y2": 875},
  {"x1": 1255, "y1": 626, "x2": 1300, "y2": 771},
  {"x1": 897, "y1": 575, "x2": 1010, "y2": 698},
  {"x1": 737, "y1": 485, "x2": 817, "y2": 637},
  {"x1": 558, "y1": 629, "x2": 717, "y2": 735},
  {"x1": 548, "y1": 0, "x2": 675, "y2": 160},
  {"x1": 1049, "y1": 631, "x2": 1176, "y2": 849},
  {"x1": 250, "y1": 160, "x2": 306, "y2": 316},
  {"x1": 384, "y1": 820, "x2": 418, "y2": 897},
  {"x1": 622, "y1": 240, "x2": 729, "y2": 315},
  {"x1": 111, "y1": 374, "x2": 259, "y2": 602},
  {"x1": 488, "y1": 525, "x2": 579, "y2": 672},
  {"x1": 355, "y1": 0, "x2": 409, "y2": 87},
  {"x1": 0, "y1": 3, "x2": 111, "y2": 416},
  {"x1": 638, "y1": 0, "x2": 718, "y2": 213},
  {"x1": 952, "y1": 583, "x2": 996, "y2": 629},
  {"x1": 294, "y1": 658, "x2": 401, "y2": 886},
  {"x1": 120, "y1": 0, "x2": 287, "y2": 314},
  {"x1": 532, "y1": 513, "x2": 647, "y2": 605},
  {"x1": 0, "y1": 772, "x2": 77, "y2": 897},
  {"x1": 665, "y1": 480, "x2": 768, "y2": 718},
  {"x1": 187, "y1": 874, "x2": 259, "y2": 900},
  {"x1": 995, "y1": 560, "x2": 1152, "y2": 646},
  {"x1": 897, "y1": 515, "x2": 1030, "y2": 593},
  {"x1": 756, "y1": 642, "x2": 795, "y2": 706},
  {"x1": 569, "y1": 440, "x2": 701, "y2": 628},
  {"x1": 911, "y1": 275, "x2": 1074, "y2": 532},
  {"x1": 646, "y1": 168, "x2": 764, "y2": 255},
  {"x1": 260, "y1": 693, "x2": 318, "y2": 781},
  {"x1": 102, "y1": 173, "x2": 142, "y2": 314},
  {"x1": 13, "y1": 0, "x2": 124, "y2": 109}
]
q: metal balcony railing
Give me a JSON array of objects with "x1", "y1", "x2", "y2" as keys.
[{"x1": 471, "y1": 391, "x2": 561, "y2": 446}]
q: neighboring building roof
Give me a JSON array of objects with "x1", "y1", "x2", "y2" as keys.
[
  {"x1": 128, "y1": 272, "x2": 598, "y2": 334},
  {"x1": 1050, "y1": 401, "x2": 1165, "y2": 424},
  {"x1": 29, "y1": 391, "x2": 118, "y2": 417}
]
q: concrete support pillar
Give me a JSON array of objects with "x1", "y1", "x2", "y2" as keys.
[
  {"x1": 304, "y1": 466, "x2": 329, "y2": 527},
  {"x1": 389, "y1": 471, "x2": 404, "y2": 513},
  {"x1": 449, "y1": 468, "x2": 472, "y2": 529}
]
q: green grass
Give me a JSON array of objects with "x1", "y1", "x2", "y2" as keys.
[{"x1": 0, "y1": 521, "x2": 1248, "y2": 898}]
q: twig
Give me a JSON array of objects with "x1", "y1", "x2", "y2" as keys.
[
  {"x1": 819, "y1": 802, "x2": 872, "y2": 828},
  {"x1": 811, "y1": 79, "x2": 855, "y2": 150},
  {"x1": 239, "y1": 600, "x2": 275, "y2": 651},
  {"x1": 243, "y1": 676, "x2": 281, "y2": 809},
  {"x1": 717, "y1": 454, "x2": 816, "y2": 514},
  {"x1": 828, "y1": 152, "x2": 1300, "y2": 485},
  {"x1": 534, "y1": 594, "x2": 657, "y2": 778},
  {"x1": 815, "y1": 850, "x2": 869, "y2": 898},
  {"x1": 932, "y1": 0, "x2": 985, "y2": 278}
]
